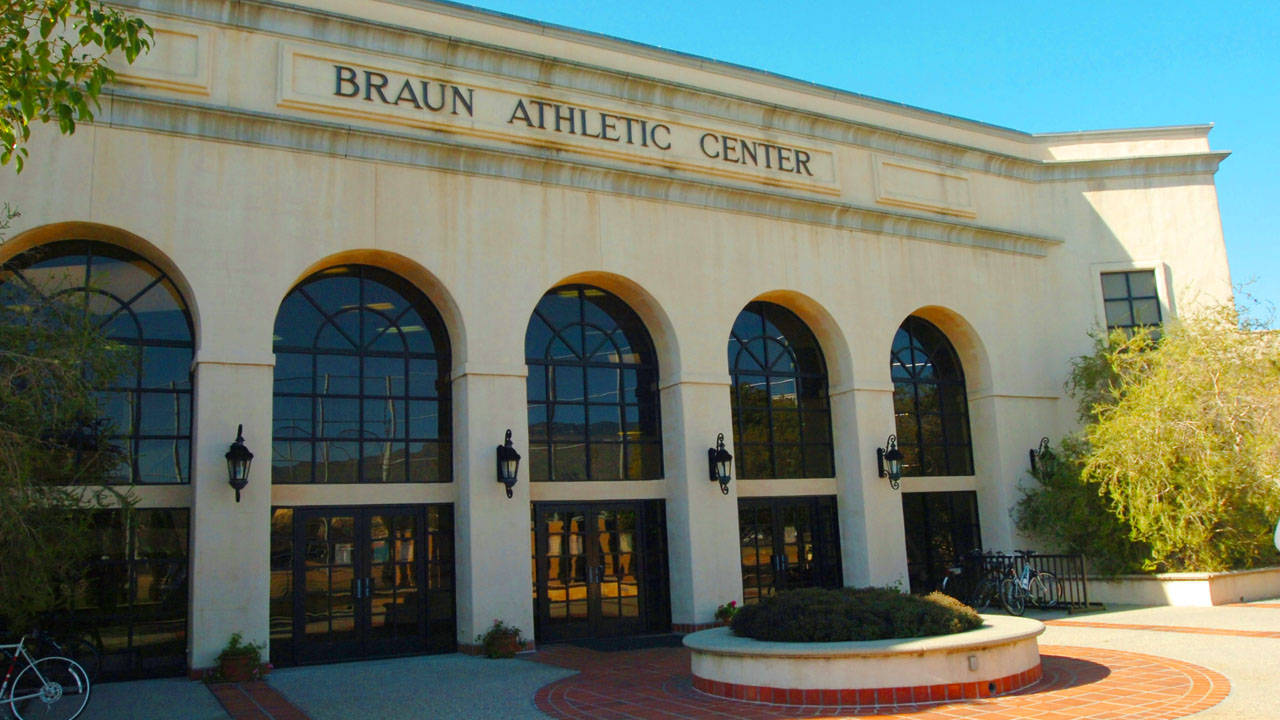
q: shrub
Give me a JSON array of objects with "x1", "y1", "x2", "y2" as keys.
[
  {"x1": 730, "y1": 587, "x2": 982, "y2": 642},
  {"x1": 1017, "y1": 305, "x2": 1280, "y2": 573}
]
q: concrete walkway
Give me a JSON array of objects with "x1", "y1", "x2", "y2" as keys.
[{"x1": 78, "y1": 600, "x2": 1280, "y2": 720}]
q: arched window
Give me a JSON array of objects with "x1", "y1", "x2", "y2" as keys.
[
  {"x1": 890, "y1": 316, "x2": 972, "y2": 476},
  {"x1": 272, "y1": 265, "x2": 451, "y2": 484},
  {"x1": 1, "y1": 241, "x2": 194, "y2": 484},
  {"x1": 525, "y1": 285, "x2": 661, "y2": 481},
  {"x1": 728, "y1": 302, "x2": 833, "y2": 479}
]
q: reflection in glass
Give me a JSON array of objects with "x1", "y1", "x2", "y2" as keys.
[
  {"x1": 272, "y1": 265, "x2": 451, "y2": 483},
  {"x1": 727, "y1": 302, "x2": 833, "y2": 479},
  {"x1": 1101, "y1": 270, "x2": 1162, "y2": 335},
  {"x1": 0, "y1": 241, "x2": 195, "y2": 484},
  {"x1": 71, "y1": 509, "x2": 190, "y2": 679},
  {"x1": 525, "y1": 285, "x2": 662, "y2": 481},
  {"x1": 890, "y1": 317, "x2": 972, "y2": 477}
]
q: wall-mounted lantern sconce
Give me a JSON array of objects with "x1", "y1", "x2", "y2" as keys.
[
  {"x1": 877, "y1": 434, "x2": 904, "y2": 490},
  {"x1": 224, "y1": 424, "x2": 254, "y2": 502},
  {"x1": 496, "y1": 429, "x2": 521, "y2": 499},
  {"x1": 1029, "y1": 436, "x2": 1051, "y2": 474},
  {"x1": 708, "y1": 432, "x2": 733, "y2": 495}
]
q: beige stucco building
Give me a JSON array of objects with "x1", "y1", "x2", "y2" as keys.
[{"x1": 0, "y1": 0, "x2": 1232, "y2": 677}]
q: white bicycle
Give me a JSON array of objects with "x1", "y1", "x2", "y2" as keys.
[{"x1": 0, "y1": 636, "x2": 90, "y2": 720}]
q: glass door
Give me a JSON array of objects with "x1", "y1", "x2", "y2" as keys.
[
  {"x1": 272, "y1": 505, "x2": 455, "y2": 665},
  {"x1": 532, "y1": 502, "x2": 662, "y2": 642},
  {"x1": 738, "y1": 496, "x2": 842, "y2": 603},
  {"x1": 297, "y1": 509, "x2": 361, "y2": 661}
]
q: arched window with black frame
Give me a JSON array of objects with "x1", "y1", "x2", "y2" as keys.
[
  {"x1": 727, "y1": 302, "x2": 834, "y2": 479},
  {"x1": 890, "y1": 316, "x2": 973, "y2": 477},
  {"x1": 525, "y1": 285, "x2": 662, "y2": 482},
  {"x1": 0, "y1": 240, "x2": 194, "y2": 484},
  {"x1": 271, "y1": 265, "x2": 451, "y2": 484}
]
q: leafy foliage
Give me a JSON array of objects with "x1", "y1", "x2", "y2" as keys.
[
  {"x1": 1015, "y1": 438, "x2": 1150, "y2": 574},
  {"x1": 730, "y1": 587, "x2": 981, "y2": 642},
  {"x1": 0, "y1": 0, "x2": 151, "y2": 171},
  {"x1": 0, "y1": 251, "x2": 135, "y2": 629},
  {"x1": 1017, "y1": 304, "x2": 1280, "y2": 573},
  {"x1": 475, "y1": 619, "x2": 524, "y2": 658}
]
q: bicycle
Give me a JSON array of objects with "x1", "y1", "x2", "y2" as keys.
[
  {"x1": 0, "y1": 635, "x2": 91, "y2": 720},
  {"x1": 999, "y1": 551, "x2": 1059, "y2": 616},
  {"x1": 29, "y1": 627, "x2": 101, "y2": 685},
  {"x1": 939, "y1": 549, "x2": 1001, "y2": 611}
]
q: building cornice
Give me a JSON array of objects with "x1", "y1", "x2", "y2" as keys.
[
  {"x1": 103, "y1": 90, "x2": 1065, "y2": 257},
  {"x1": 114, "y1": 0, "x2": 1227, "y2": 185}
]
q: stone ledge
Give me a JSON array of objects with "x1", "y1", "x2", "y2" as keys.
[
  {"x1": 683, "y1": 614, "x2": 1044, "y2": 659},
  {"x1": 1087, "y1": 565, "x2": 1280, "y2": 606},
  {"x1": 685, "y1": 616, "x2": 1044, "y2": 700}
]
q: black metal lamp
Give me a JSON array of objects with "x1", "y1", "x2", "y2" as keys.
[
  {"x1": 707, "y1": 432, "x2": 733, "y2": 495},
  {"x1": 225, "y1": 424, "x2": 253, "y2": 502},
  {"x1": 1029, "y1": 436, "x2": 1051, "y2": 473},
  {"x1": 496, "y1": 429, "x2": 521, "y2": 499},
  {"x1": 877, "y1": 434, "x2": 904, "y2": 490}
]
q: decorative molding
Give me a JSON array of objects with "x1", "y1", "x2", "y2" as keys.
[
  {"x1": 111, "y1": 0, "x2": 1227, "y2": 186},
  {"x1": 101, "y1": 92, "x2": 1065, "y2": 257},
  {"x1": 111, "y1": 16, "x2": 213, "y2": 96},
  {"x1": 873, "y1": 155, "x2": 976, "y2": 218}
]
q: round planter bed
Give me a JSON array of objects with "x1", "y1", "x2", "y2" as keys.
[{"x1": 684, "y1": 614, "x2": 1044, "y2": 706}]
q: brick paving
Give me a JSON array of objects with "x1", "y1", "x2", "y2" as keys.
[
  {"x1": 530, "y1": 644, "x2": 1229, "y2": 720},
  {"x1": 207, "y1": 681, "x2": 310, "y2": 720},
  {"x1": 1045, "y1": 619, "x2": 1280, "y2": 639},
  {"x1": 197, "y1": 627, "x2": 1248, "y2": 720}
]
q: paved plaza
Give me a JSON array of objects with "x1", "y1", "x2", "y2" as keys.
[{"x1": 80, "y1": 601, "x2": 1280, "y2": 720}]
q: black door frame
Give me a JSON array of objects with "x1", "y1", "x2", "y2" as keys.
[
  {"x1": 738, "y1": 495, "x2": 842, "y2": 603},
  {"x1": 273, "y1": 503, "x2": 455, "y2": 666},
  {"x1": 532, "y1": 500, "x2": 669, "y2": 642},
  {"x1": 901, "y1": 490, "x2": 982, "y2": 594}
]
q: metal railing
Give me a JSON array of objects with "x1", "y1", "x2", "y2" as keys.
[{"x1": 951, "y1": 550, "x2": 1091, "y2": 611}]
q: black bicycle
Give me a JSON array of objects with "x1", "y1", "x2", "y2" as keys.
[{"x1": 29, "y1": 626, "x2": 102, "y2": 684}]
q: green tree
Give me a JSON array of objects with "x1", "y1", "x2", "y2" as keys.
[
  {"x1": 1, "y1": 0, "x2": 151, "y2": 171},
  {"x1": 0, "y1": 262, "x2": 135, "y2": 628},
  {"x1": 1017, "y1": 304, "x2": 1280, "y2": 572}
]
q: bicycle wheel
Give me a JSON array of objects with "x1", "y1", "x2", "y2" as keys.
[
  {"x1": 1029, "y1": 573, "x2": 1059, "y2": 610},
  {"x1": 57, "y1": 637, "x2": 101, "y2": 685},
  {"x1": 999, "y1": 578, "x2": 1025, "y2": 616},
  {"x1": 969, "y1": 574, "x2": 998, "y2": 610},
  {"x1": 9, "y1": 657, "x2": 90, "y2": 720}
]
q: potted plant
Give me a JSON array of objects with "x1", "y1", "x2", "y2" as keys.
[
  {"x1": 476, "y1": 619, "x2": 524, "y2": 658},
  {"x1": 714, "y1": 600, "x2": 738, "y2": 625},
  {"x1": 210, "y1": 632, "x2": 268, "y2": 683}
]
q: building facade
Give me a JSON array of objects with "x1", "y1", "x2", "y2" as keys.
[{"x1": 0, "y1": 0, "x2": 1232, "y2": 677}]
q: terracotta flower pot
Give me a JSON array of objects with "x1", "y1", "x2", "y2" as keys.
[
  {"x1": 219, "y1": 653, "x2": 256, "y2": 682},
  {"x1": 486, "y1": 633, "x2": 521, "y2": 658}
]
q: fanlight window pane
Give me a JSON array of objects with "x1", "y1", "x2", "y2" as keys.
[
  {"x1": 525, "y1": 285, "x2": 662, "y2": 481},
  {"x1": 272, "y1": 265, "x2": 451, "y2": 484},
  {"x1": 727, "y1": 302, "x2": 834, "y2": 479},
  {"x1": 0, "y1": 241, "x2": 194, "y2": 485},
  {"x1": 889, "y1": 317, "x2": 973, "y2": 477}
]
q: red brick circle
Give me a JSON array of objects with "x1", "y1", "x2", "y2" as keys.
[{"x1": 532, "y1": 643, "x2": 1229, "y2": 719}]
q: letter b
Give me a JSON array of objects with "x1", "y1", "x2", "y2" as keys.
[{"x1": 334, "y1": 65, "x2": 359, "y2": 97}]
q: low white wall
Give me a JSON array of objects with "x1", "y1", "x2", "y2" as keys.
[
  {"x1": 1087, "y1": 566, "x2": 1280, "y2": 606},
  {"x1": 684, "y1": 616, "x2": 1043, "y2": 690}
]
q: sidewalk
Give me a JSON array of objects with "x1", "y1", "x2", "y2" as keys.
[{"x1": 80, "y1": 600, "x2": 1280, "y2": 720}]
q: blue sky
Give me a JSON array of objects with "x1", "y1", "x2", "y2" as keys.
[{"x1": 458, "y1": 1, "x2": 1279, "y2": 318}]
